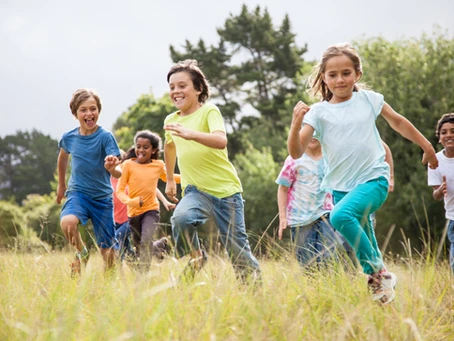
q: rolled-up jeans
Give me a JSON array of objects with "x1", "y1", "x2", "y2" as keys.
[
  {"x1": 171, "y1": 185, "x2": 261, "y2": 281},
  {"x1": 331, "y1": 176, "x2": 388, "y2": 275}
]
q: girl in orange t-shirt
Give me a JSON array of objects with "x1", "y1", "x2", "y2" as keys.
[{"x1": 116, "y1": 130, "x2": 179, "y2": 270}]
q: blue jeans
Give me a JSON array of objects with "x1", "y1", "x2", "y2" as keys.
[
  {"x1": 447, "y1": 219, "x2": 454, "y2": 274},
  {"x1": 115, "y1": 221, "x2": 135, "y2": 260},
  {"x1": 171, "y1": 185, "x2": 261, "y2": 281},
  {"x1": 331, "y1": 177, "x2": 388, "y2": 275},
  {"x1": 291, "y1": 214, "x2": 347, "y2": 268}
]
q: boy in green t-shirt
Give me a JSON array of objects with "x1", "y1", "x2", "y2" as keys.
[{"x1": 164, "y1": 59, "x2": 261, "y2": 283}]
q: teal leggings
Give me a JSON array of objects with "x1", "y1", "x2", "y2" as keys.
[{"x1": 331, "y1": 177, "x2": 389, "y2": 275}]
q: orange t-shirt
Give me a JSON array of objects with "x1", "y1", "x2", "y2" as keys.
[{"x1": 116, "y1": 159, "x2": 180, "y2": 217}]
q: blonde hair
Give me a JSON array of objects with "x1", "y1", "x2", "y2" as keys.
[
  {"x1": 308, "y1": 43, "x2": 363, "y2": 102},
  {"x1": 69, "y1": 89, "x2": 102, "y2": 117}
]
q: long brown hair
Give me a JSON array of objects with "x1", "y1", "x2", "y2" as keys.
[{"x1": 308, "y1": 43, "x2": 363, "y2": 102}]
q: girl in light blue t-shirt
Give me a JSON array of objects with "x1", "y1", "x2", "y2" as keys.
[{"x1": 287, "y1": 43, "x2": 438, "y2": 305}]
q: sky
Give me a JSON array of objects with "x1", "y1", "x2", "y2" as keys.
[{"x1": 1, "y1": 0, "x2": 453, "y2": 140}]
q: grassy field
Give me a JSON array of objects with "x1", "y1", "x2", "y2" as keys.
[{"x1": 0, "y1": 249, "x2": 453, "y2": 341}]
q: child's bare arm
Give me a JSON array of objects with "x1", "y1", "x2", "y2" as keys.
[
  {"x1": 381, "y1": 103, "x2": 438, "y2": 169},
  {"x1": 56, "y1": 149, "x2": 69, "y2": 204}
]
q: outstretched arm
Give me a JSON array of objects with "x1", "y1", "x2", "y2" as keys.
[
  {"x1": 381, "y1": 103, "x2": 438, "y2": 169},
  {"x1": 156, "y1": 188, "x2": 176, "y2": 211}
]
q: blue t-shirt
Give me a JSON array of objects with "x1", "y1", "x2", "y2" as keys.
[
  {"x1": 59, "y1": 126, "x2": 120, "y2": 199},
  {"x1": 303, "y1": 90, "x2": 390, "y2": 192}
]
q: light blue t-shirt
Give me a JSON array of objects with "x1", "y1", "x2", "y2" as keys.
[
  {"x1": 303, "y1": 90, "x2": 390, "y2": 192},
  {"x1": 59, "y1": 126, "x2": 120, "y2": 199}
]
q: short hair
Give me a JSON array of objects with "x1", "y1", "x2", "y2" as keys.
[
  {"x1": 436, "y1": 113, "x2": 454, "y2": 139},
  {"x1": 167, "y1": 59, "x2": 211, "y2": 103},
  {"x1": 69, "y1": 89, "x2": 102, "y2": 117}
]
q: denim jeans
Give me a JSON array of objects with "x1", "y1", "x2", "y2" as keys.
[
  {"x1": 291, "y1": 214, "x2": 347, "y2": 268},
  {"x1": 331, "y1": 177, "x2": 388, "y2": 275},
  {"x1": 171, "y1": 185, "x2": 261, "y2": 281},
  {"x1": 447, "y1": 219, "x2": 454, "y2": 274},
  {"x1": 115, "y1": 221, "x2": 135, "y2": 260}
]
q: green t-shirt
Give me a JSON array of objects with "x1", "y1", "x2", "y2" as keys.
[{"x1": 164, "y1": 102, "x2": 242, "y2": 198}]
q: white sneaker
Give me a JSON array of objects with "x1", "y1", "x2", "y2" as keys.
[{"x1": 368, "y1": 271, "x2": 397, "y2": 304}]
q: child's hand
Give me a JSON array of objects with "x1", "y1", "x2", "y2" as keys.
[
  {"x1": 422, "y1": 147, "x2": 438, "y2": 169},
  {"x1": 164, "y1": 123, "x2": 195, "y2": 141},
  {"x1": 439, "y1": 176, "x2": 447, "y2": 197},
  {"x1": 278, "y1": 218, "x2": 288, "y2": 240},
  {"x1": 56, "y1": 184, "x2": 67, "y2": 204},
  {"x1": 104, "y1": 155, "x2": 120, "y2": 173},
  {"x1": 162, "y1": 201, "x2": 176, "y2": 211},
  {"x1": 291, "y1": 101, "x2": 311, "y2": 129},
  {"x1": 165, "y1": 180, "x2": 179, "y2": 203}
]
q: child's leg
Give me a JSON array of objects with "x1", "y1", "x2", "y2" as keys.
[
  {"x1": 447, "y1": 220, "x2": 454, "y2": 274},
  {"x1": 100, "y1": 248, "x2": 115, "y2": 268},
  {"x1": 60, "y1": 214, "x2": 84, "y2": 252},
  {"x1": 171, "y1": 185, "x2": 211, "y2": 259},
  {"x1": 89, "y1": 197, "x2": 117, "y2": 269},
  {"x1": 293, "y1": 225, "x2": 319, "y2": 267},
  {"x1": 138, "y1": 210, "x2": 160, "y2": 268},
  {"x1": 213, "y1": 192, "x2": 261, "y2": 282},
  {"x1": 330, "y1": 177, "x2": 388, "y2": 275}
]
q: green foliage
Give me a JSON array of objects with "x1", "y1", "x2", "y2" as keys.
[
  {"x1": 0, "y1": 130, "x2": 59, "y2": 204},
  {"x1": 355, "y1": 28, "x2": 454, "y2": 250},
  {"x1": 22, "y1": 194, "x2": 65, "y2": 248},
  {"x1": 112, "y1": 93, "x2": 174, "y2": 151},
  {"x1": 234, "y1": 145, "x2": 280, "y2": 249},
  {"x1": 169, "y1": 4, "x2": 308, "y2": 161},
  {"x1": 0, "y1": 200, "x2": 25, "y2": 245}
]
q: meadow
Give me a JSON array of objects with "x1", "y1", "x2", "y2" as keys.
[{"x1": 1, "y1": 245, "x2": 453, "y2": 341}]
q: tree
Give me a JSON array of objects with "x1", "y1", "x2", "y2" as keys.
[
  {"x1": 112, "y1": 93, "x2": 175, "y2": 151},
  {"x1": 169, "y1": 4, "x2": 309, "y2": 160},
  {"x1": 0, "y1": 130, "x2": 59, "y2": 204}
]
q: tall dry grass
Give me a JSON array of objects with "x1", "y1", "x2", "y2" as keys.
[{"x1": 0, "y1": 244, "x2": 453, "y2": 341}]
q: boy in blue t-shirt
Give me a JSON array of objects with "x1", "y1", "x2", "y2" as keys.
[{"x1": 56, "y1": 89, "x2": 121, "y2": 276}]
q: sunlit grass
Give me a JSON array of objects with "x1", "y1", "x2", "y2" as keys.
[{"x1": 0, "y1": 249, "x2": 453, "y2": 341}]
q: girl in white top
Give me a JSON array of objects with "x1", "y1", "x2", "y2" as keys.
[{"x1": 287, "y1": 42, "x2": 438, "y2": 304}]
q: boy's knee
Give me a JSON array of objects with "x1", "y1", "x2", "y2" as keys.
[{"x1": 60, "y1": 215, "x2": 79, "y2": 233}]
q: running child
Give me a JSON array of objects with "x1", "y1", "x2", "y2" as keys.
[
  {"x1": 428, "y1": 113, "x2": 454, "y2": 274},
  {"x1": 276, "y1": 135, "x2": 348, "y2": 269},
  {"x1": 56, "y1": 88, "x2": 121, "y2": 276},
  {"x1": 164, "y1": 59, "x2": 261, "y2": 283},
  {"x1": 287, "y1": 43, "x2": 438, "y2": 304},
  {"x1": 116, "y1": 130, "x2": 177, "y2": 271}
]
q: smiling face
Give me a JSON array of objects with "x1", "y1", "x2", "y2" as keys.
[
  {"x1": 168, "y1": 71, "x2": 202, "y2": 116},
  {"x1": 76, "y1": 96, "x2": 99, "y2": 135},
  {"x1": 322, "y1": 55, "x2": 361, "y2": 103},
  {"x1": 438, "y1": 122, "x2": 454, "y2": 152},
  {"x1": 135, "y1": 137, "x2": 157, "y2": 164}
]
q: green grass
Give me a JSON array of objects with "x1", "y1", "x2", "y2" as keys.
[{"x1": 0, "y1": 250, "x2": 453, "y2": 341}]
